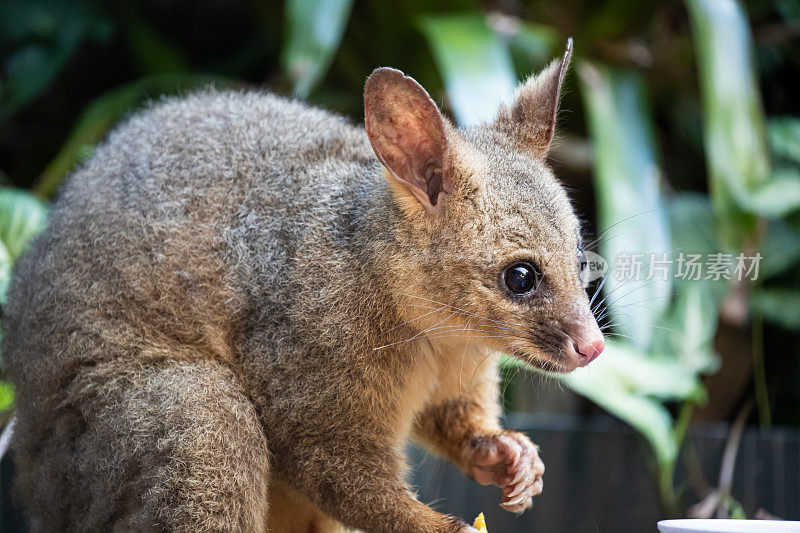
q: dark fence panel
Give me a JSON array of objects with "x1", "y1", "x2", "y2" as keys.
[{"x1": 408, "y1": 413, "x2": 800, "y2": 533}]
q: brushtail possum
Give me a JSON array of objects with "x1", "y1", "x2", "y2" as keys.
[{"x1": 4, "y1": 39, "x2": 604, "y2": 532}]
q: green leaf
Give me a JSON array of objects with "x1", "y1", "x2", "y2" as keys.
[
  {"x1": 568, "y1": 342, "x2": 705, "y2": 402},
  {"x1": 671, "y1": 285, "x2": 720, "y2": 374},
  {"x1": 0, "y1": 240, "x2": 12, "y2": 307},
  {"x1": 0, "y1": 188, "x2": 49, "y2": 261},
  {"x1": 501, "y1": 18, "x2": 558, "y2": 74},
  {"x1": 3, "y1": 44, "x2": 60, "y2": 115},
  {"x1": 578, "y1": 63, "x2": 671, "y2": 350},
  {"x1": 666, "y1": 191, "x2": 729, "y2": 313},
  {"x1": 281, "y1": 0, "x2": 354, "y2": 98},
  {"x1": 652, "y1": 281, "x2": 721, "y2": 374},
  {"x1": 744, "y1": 166, "x2": 800, "y2": 217},
  {"x1": 575, "y1": 385, "x2": 677, "y2": 466},
  {"x1": 562, "y1": 343, "x2": 691, "y2": 467},
  {"x1": 0, "y1": 382, "x2": 13, "y2": 412},
  {"x1": 769, "y1": 116, "x2": 800, "y2": 165},
  {"x1": 34, "y1": 73, "x2": 233, "y2": 198},
  {"x1": 0, "y1": 0, "x2": 112, "y2": 118},
  {"x1": 0, "y1": 188, "x2": 49, "y2": 304},
  {"x1": 760, "y1": 217, "x2": 800, "y2": 278},
  {"x1": 419, "y1": 14, "x2": 517, "y2": 127},
  {"x1": 658, "y1": 194, "x2": 725, "y2": 373},
  {"x1": 668, "y1": 192, "x2": 718, "y2": 256},
  {"x1": 685, "y1": 0, "x2": 778, "y2": 237},
  {"x1": 751, "y1": 288, "x2": 800, "y2": 330},
  {"x1": 507, "y1": 341, "x2": 704, "y2": 467}
]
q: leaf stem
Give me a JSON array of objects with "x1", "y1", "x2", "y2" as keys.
[{"x1": 658, "y1": 400, "x2": 696, "y2": 517}]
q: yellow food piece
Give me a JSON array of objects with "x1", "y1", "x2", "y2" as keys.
[{"x1": 473, "y1": 512, "x2": 488, "y2": 532}]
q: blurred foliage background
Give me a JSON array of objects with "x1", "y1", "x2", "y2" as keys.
[{"x1": 1, "y1": 0, "x2": 799, "y2": 522}]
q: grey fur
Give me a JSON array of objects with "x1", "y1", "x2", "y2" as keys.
[{"x1": 4, "y1": 48, "x2": 597, "y2": 533}]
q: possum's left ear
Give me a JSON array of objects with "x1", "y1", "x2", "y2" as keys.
[
  {"x1": 496, "y1": 38, "x2": 573, "y2": 157},
  {"x1": 364, "y1": 67, "x2": 452, "y2": 216}
]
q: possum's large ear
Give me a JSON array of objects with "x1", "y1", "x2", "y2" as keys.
[
  {"x1": 496, "y1": 38, "x2": 573, "y2": 157},
  {"x1": 364, "y1": 67, "x2": 451, "y2": 216}
]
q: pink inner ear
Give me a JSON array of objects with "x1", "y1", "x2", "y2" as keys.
[
  {"x1": 377, "y1": 119, "x2": 437, "y2": 193},
  {"x1": 364, "y1": 67, "x2": 450, "y2": 213}
]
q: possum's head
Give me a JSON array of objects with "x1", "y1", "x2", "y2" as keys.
[{"x1": 365, "y1": 39, "x2": 603, "y2": 372}]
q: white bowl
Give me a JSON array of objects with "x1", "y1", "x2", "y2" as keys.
[{"x1": 658, "y1": 519, "x2": 800, "y2": 533}]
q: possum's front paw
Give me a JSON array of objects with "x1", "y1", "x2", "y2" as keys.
[{"x1": 463, "y1": 430, "x2": 544, "y2": 514}]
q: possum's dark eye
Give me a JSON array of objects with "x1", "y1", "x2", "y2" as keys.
[{"x1": 503, "y1": 262, "x2": 541, "y2": 295}]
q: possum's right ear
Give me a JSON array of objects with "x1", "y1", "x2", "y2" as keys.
[
  {"x1": 364, "y1": 68, "x2": 452, "y2": 216},
  {"x1": 496, "y1": 38, "x2": 573, "y2": 157}
]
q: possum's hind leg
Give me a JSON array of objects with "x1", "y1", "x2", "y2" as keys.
[{"x1": 60, "y1": 358, "x2": 270, "y2": 531}]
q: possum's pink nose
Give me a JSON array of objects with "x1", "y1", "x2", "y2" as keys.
[
  {"x1": 575, "y1": 338, "x2": 605, "y2": 363},
  {"x1": 564, "y1": 312, "x2": 604, "y2": 367}
]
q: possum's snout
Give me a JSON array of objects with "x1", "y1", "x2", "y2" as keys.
[{"x1": 562, "y1": 307, "x2": 605, "y2": 368}]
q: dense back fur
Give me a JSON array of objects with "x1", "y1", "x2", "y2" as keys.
[{"x1": 4, "y1": 43, "x2": 596, "y2": 531}]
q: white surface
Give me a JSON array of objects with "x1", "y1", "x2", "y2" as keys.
[{"x1": 658, "y1": 519, "x2": 800, "y2": 533}]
